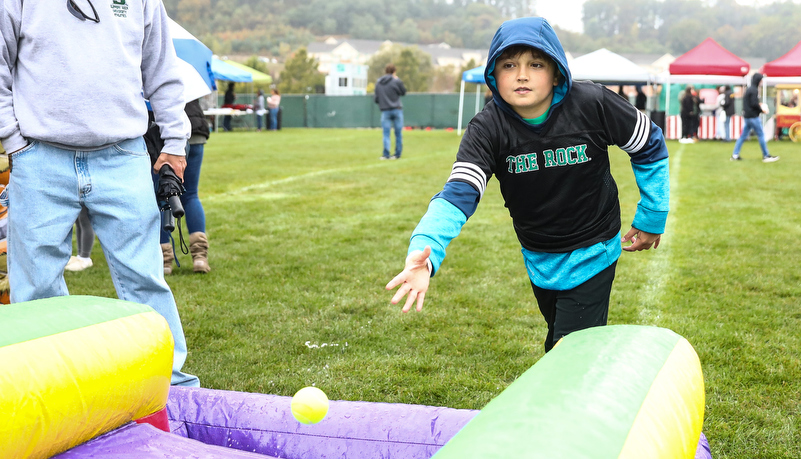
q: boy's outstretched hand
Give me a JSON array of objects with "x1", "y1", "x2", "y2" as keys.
[
  {"x1": 621, "y1": 227, "x2": 661, "y2": 252},
  {"x1": 386, "y1": 246, "x2": 432, "y2": 313}
]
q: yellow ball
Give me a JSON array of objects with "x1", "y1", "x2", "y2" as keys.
[{"x1": 291, "y1": 386, "x2": 329, "y2": 425}]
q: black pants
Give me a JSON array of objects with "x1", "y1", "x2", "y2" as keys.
[
  {"x1": 680, "y1": 114, "x2": 693, "y2": 138},
  {"x1": 531, "y1": 261, "x2": 617, "y2": 353}
]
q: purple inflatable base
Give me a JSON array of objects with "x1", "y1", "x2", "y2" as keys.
[
  {"x1": 54, "y1": 386, "x2": 713, "y2": 458},
  {"x1": 166, "y1": 386, "x2": 477, "y2": 458},
  {"x1": 53, "y1": 422, "x2": 270, "y2": 459}
]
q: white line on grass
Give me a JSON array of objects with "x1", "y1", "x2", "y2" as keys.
[
  {"x1": 205, "y1": 160, "x2": 397, "y2": 203},
  {"x1": 637, "y1": 144, "x2": 682, "y2": 326}
]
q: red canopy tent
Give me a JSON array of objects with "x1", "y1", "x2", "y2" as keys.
[
  {"x1": 760, "y1": 41, "x2": 801, "y2": 140},
  {"x1": 669, "y1": 38, "x2": 750, "y2": 76},
  {"x1": 663, "y1": 38, "x2": 750, "y2": 139},
  {"x1": 761, "y1": 41, "x2": 801, "y2": 77}
]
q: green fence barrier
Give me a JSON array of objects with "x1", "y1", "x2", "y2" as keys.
[{"x1": 219, "y1": 93, "x2": 487, "y2": 130}]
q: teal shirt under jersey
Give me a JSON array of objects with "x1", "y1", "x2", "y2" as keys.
[{"x1": 408, "y1": 108, "x2": 667, "y2": 291}]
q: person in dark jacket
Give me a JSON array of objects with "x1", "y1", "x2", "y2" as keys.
[
  {"x1": 635, "y1": 85, "x2": 647, "y2": 112},
  {"x1": 222, "y1": 82, "x2": 235, "y2": 131},
  {"x1": 374, "y1": 64, "x2": 407, "y2": 159},
  {"x1": 721, "y1": 85, "x2": 735, "y2": 141},
  {"x1": 161, "y1": 98, "x2": 212, "y2": 274},
  {"x1": 385, "y1": 17, "x2": 669, "y2": 353},
  {"x1": 680, "y1": 86, "x2": 696, "y2": 143},
  {"x1": 691, "y1": 89, "x2": 702, "y2": 141},
  {"x1": 731, "y1": 73, "x2": 778, "y2": 162}
]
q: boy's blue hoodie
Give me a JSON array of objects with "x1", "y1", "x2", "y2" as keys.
[
  {"x1": 484, "y1": 17, "x2": 571, "y2": 130},
  {"x1": 407, "y1": 17, "x2": 670, "y2": 290}
]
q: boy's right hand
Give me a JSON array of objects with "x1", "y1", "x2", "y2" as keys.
[{"x1": 386, "y1": 246, "x2": 432, "y2": 313}]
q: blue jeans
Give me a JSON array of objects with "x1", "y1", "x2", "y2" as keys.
[
  {"x1": 159, "y1": 143, "x2": 207, "y2": 244},
  {"x1": 733, "y1": 117, "x2": 769, "y2": 157},
  {"x1": 8, "y1": 138, "x2": 199, "y2": 387},
  {"x1": 269, "y1": 108, "x2": 279, "y2": 130},
  {"x1": 381, "y1": 109, "x2": 403, "y2": 158},
  {"x1": 723, "y1": 116, "x2": 731, "y2": 141},
  {"x1": 256, "y1": 114, "x2": 264, "y2": 130}
]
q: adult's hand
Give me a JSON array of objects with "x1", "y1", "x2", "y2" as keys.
[{"x1": 153, "y1": 152, "x2": 187, "y2": 181}]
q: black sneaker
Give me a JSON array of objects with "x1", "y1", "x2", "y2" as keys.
[
  {"x1": 762, "y1": 155, "x2": 780, "y2": 163},
  {"x1": 730, "y1": 155, "x2": 742, "y2": 161}
]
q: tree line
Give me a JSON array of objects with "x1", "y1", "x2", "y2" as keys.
[{"x1": 165, "y1": 0, "x2": 801, "y2": 94}]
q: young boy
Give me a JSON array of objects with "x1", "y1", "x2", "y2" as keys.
[{"x1": 386, "y1": 17, "x2": 669, "y2": 352}]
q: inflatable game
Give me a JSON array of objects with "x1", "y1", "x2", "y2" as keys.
[{"x1": 0, "y1": 296, "x2": 712, "y2": 458}]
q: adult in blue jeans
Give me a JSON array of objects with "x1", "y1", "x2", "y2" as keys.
[
  {"x1": 161, "y1": 99, "x2": 211, "y2": 275},
  {"x1": 731, "y1": 73, "x2": 779, "y2": 163},
  {"x1": 1, "y1": 0, "x2": 198, "y2": 387},
  {"x1": 374, "y1": 64, "x2": 407, "y2": 159}
]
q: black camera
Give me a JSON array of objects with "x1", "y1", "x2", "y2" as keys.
[{"x1": 156, "y1": 164, "x2": 185, "y2": 232}]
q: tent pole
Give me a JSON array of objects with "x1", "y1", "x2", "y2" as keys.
[
  {"x1": 458, "y1": 80, "x2": 465, "y2": 135},
  {"x1": 475, "y1": 84, "x2": 481, "y2": 115},
  {"x1": 665, "y1": 76, "x2": 671, "y2": 135}
]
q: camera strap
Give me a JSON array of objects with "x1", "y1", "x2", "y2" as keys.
[{"x1": 169, "y1": 221, "x2": 189, "y2": 269}]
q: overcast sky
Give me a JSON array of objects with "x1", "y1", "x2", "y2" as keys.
[{"x1": 534, "y1": 0, "x2": 801, "y2": 34}]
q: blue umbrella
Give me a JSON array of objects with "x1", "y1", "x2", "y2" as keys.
[
  {"x1": 211, "y1": 57, "x2": 254, "y2": 83},
  {"x1": 168, "y1": 19, "x2": 216, "y2": 103}
]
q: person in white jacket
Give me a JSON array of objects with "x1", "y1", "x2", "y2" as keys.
[
  {"x1": 0, "y1": 0, "x2": 198, "y2": 386},
  {"x1": 715, "y1": 86, "x2": 727, "y2": 140}
]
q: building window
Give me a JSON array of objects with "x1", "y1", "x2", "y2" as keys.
[{"x1": 338, "y1": 77, "x2": 348, "y2": 87}]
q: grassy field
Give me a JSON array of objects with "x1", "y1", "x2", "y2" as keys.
[{"x1": 66, "y1": 128, "x2": 800, "y2": 458}]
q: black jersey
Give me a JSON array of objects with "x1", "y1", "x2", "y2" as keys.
[{"x1": 447, "y1": 81, "x2": 664, "y2": 253}]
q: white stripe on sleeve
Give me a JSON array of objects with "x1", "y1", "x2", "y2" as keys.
[
  {"x1": 621, "y1": 110, "x2": 650, "y2": 153},
  {"x1": 447, "y1": 162, "x2": 487, "y2": 197}
]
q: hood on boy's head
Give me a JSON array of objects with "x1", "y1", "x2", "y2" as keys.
[
  {"x1": 484, "y1": 17, "x2": 572, "y2": 119},
  {"x1": 751, "y1": 72, "x2": 763, "y2": 87}
]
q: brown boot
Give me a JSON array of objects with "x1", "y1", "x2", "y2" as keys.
[
  {"x1": 161, "y1": 243, "x2": 174, "y2": 275},
  {"x1": 189, "y1": 232, "x2": 210, "y2": 273}
]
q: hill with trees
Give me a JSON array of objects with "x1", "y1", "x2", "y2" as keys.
[
  {"x1": 165, "y1": 0, "x2": 801, "y2": 60},
  {"x1": 164, "y1": 0, "x2": 801, "y2": 93}
]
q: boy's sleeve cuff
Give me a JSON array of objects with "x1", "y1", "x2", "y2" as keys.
[
  {"x1": 632, "y1": 205, "x2": 667, "y2": 234},
  {"x1": 409, "y1": 235, "x2": 443, "y2": 277}
]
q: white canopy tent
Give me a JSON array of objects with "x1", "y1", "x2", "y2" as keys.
[
  {"x1": 457, "y1": 66, "x2": 486, "y2": 135},
  {"x1": 569, "y1": 48, "x2": 654, "y2": 84}
]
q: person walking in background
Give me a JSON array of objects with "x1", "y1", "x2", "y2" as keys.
[
  {"x1": 0, "y1": 0, "x2": 199, "y2": 387},
  {"x1": 386, "y1": 17, "x2": 669, "y2": 353},
  {"x1": 162, "y1": 99, "x2": 212, "y2": 275},
  {"x1": 64, "y1": 206, "x2": 94, "y2": 272},
  {"x1": 267, "y1": 89, "x2": 281, "y2": 131},
  {"x1": 731, "y1": 73, "x2": 779, "y2": 162},
  {"x1": 374, "y1": 64, "x2": 407, "y2": 160},
  {"x1": 222, "y1": 82, "x2": 236, "y2": 132},
  {"x1": 254, "y1": 89, "x2": 266, "y2": 131}
]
